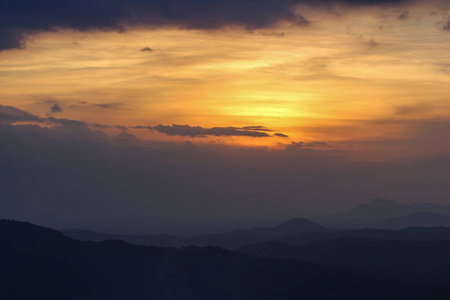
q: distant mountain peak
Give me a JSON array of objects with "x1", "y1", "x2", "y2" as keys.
[
  {"x1": 340, "y1": 198, "x2": 405, "y2": 220},
  {"x1": 348, "y1": 198, "x2": 403, "y2": 215},
  {"x1": 333, "y1": 198, "x2": 450, "y2": 228}
]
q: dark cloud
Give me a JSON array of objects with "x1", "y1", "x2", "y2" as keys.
[
  {"x1": 395, "y1": 104, "x2": 432, "y2": 116},
  {"x1": 135, "y1": 124, "x2": 290, "y2": 138},
  {"x1": 444, "y1": 19, "x2": 450, "y2": 31},
  {"x1": 133, "y1": 125, "x2": 153, "y2": 130},
  {"x1": 306, "y1": 141, "x2": 328, "y2": 147},
  {"x1": 46, "y1": 116, "x2": 119, "y2": 131},
  {"x1": 139, "y1": 47, "x2": 152, "y2": 52},
  {"x1": 339, "y1": 0, "x2": 406, "y2": 3},
  {"x1": 240, "y1": 126, "x2": 273, "y2": 132},
  {"x1": 90, "y1": 123, "x2": 110, "y2": 129},
  {"x1": 260, "y1": 31, "x2": 285, "y2": 37},
  {"x1": 47, "y1": 116, "x2": 88, "y2": 127},
  {"x1": 436, "y1": 15, "x2": 450, "y2": 31},
  {"x1": 0, "y1": 28, "x2": 26, "y2": 50},
  {"x1": 398, "y1": 11, "x2": 409, "y2": 20},
  {"x1": 368, "y1": 39, "x2": 380, "y2": 48},
  {"x1": 274, "y1": 133, "x2": 289, "y2": 138},
  {"x1": 153, "y1": 124, "x2": 271, "y2": 137},
  {"x1": 115, "y1": 131, "x2": 138, "y2": 142},
  {"x1": 0, "y1": 104, "x2": 43, "y2": 123},
  {"x1": 286, "y1": 141, "x2": 305, "y2": 150},
  {"x1": 0, "y1": 104, "x2": 119, "y2": 131},
  {"x1": 94, "y1": 102, "x2": 124, "y2": 109},
  {"x1": 114, "y1": 125, "x2": 128, "y2": 131},
  {"x1": 0, "y1": 0, "x2": 408, "y2": 50},
  {"x1": 50, "y1": 103, "x2": 63, "y2": 113},
  {"x1": 285, "y1": 141, "x2": 329, "y2": 150}
]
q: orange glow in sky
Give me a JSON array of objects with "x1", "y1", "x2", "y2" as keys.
[{"x1": 1, "y1": 1, "x2": 450, "y2": 159}]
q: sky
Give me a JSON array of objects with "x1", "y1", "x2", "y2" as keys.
[{"x1": 1, "y1": 0, "x2": 450, "y2": 234}]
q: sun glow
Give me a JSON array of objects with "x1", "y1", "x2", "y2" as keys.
[{"x1": 1, "y1": 3, "x2": 450, "y2": 156}]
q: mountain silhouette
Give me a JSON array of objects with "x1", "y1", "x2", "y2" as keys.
[
  {"x1": 62, "y1": 217, "x2": 328, "y2": 249},
  {"x1": 318, "y1": 198, "x2": 450, "y2": 228},
  {"x1": 342, "y1": 198, "x2": 408, "y2": 219},
  {"x1": 1, "y1": 219, "x2": 436, "y2": 300}
]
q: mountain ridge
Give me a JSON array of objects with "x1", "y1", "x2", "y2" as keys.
[
  {"x1": 62, "y1": 217, "x2": 329, "y2": 249},
  {"x1": 315, "y1": 198, "x2": 450, "y2": 228},
  {"x1": 1, "y1": 219, "x2": 431, "y2": 300}
]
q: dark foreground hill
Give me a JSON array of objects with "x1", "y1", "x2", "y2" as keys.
[
  {"x1": 1, "y1": 219, "x2": 445, "y2": 300},
  {"x1": 239, "y1": 237, "x2": 450, "y2": 284}
]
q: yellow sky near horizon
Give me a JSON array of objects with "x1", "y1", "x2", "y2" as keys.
[{"x1": 1, "y1": 2, "x2": 450, "y2": 158}]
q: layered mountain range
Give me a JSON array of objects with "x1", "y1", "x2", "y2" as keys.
[
  {"x1": 62, "y1": 198, "x2": 450, "y2": 249},
  {"x1": 5, "y1": 198, "x2": 450, "y2": 299},
  {"x1": 2, "y1": 219, "x2": 435, "y2": 300}
]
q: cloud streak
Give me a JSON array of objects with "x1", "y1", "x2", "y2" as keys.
[
  {"x1": 151, "y1": 124, "x2": 273, "y2": 137},
  {"x1": 139, "y1": 47, "x2": 152, "y2": 52},
  {"x1": 274, "y1": 133, "x2": 289, "y2": 138},
  {"x1": 93, "y1": 102, "x2": 124, "y2": 110}
]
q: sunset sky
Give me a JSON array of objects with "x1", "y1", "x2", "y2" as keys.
[{"x1": 1, "y1": 0, "x2": 450, "y2": 233}]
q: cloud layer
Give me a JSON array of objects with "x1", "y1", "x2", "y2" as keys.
[{"x1": 0, "y1": 0, "x2": 408, "y2": 50}]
